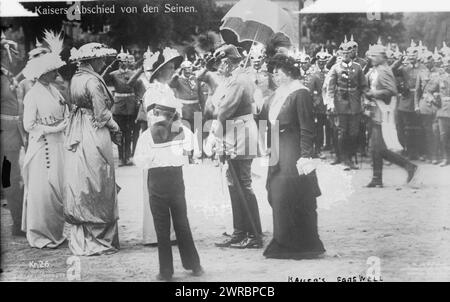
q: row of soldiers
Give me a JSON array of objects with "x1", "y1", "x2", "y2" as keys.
[{"x1": 280, "y1": 36, "x2": 450, "y2": 169}]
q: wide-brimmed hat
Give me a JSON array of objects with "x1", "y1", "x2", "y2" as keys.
[
  {"x1": 213, "y1": 44, "x2": 242, "y2": 61},
  {"x1": 69, "y1": 42, "x2": 117, "y2": 62},
  {"x1": 22, "y1": 30, "x2": 66, "y2": 80},
  {"x1": 146, "y1": 47, "x2": 183, "y2": 82}
]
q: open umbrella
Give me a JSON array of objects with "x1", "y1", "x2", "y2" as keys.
[{"x1": 220, "y1": 0, "x2": 298, "y2": 50}]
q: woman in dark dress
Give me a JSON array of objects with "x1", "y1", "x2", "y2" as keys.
[{"x1": 260, "y1": 54, "x2": 325, "y2": 259}]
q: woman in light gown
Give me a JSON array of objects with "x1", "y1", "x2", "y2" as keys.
[
  {"x1": 64, "y1": 43, "x2": 122, "y2": 256},
  {"x1": 21, "y1": 30, "x2": 68, "y2": 248}
]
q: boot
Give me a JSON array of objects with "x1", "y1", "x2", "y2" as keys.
[
  {"x1": 406, "y1": 164, "x2": 418, "y2": 183},
  {"x1": 382, "y1": 150, "x2": 417, "y2": 183},
  {"x1": 440, "y1": 159, "x2": 449, "y2": 167},
  {"x1": 366, "y1": 178, "x2": 383, "y2": 188}
]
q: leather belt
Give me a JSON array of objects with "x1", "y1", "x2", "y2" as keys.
[
  {"x1": 180, "y1": 99, "x2": 199, "y2": 105},
  {"x1": 115, "y1": 92, "x2": 135, "y2": 97}
]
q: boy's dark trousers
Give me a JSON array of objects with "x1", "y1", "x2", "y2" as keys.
[{"x1": 147, "y1": 167, "x2": 200, "y2": 278}]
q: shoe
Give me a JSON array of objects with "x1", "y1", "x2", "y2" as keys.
[
  {"x1": 406, "y1": 164, "x2": 418, "y2": 183},
  {"x1": 230, "y1": 235, "x2": 263, "y2": 249},
  {"x1": 419, "y1": 156, "x2": 426, "y2": 161},
  {"x1": 12, "y1": 228, "x2": 26, "y2": 237},
  {"x1": 215, "y1": 232, "x2": 246, "y2": 248},
  {"x1": 344, "y1": 161, "x2": 358, "y2": 171},
  {"x1": 126, "y1": 159, "x2": 134, "y2": 166},
  {"x1": 440, "y1": 160, "x2": 449, "y2": 167},
  {"x1": 192, "y1": 266, "x2": 204, "y2": 277},
  {"x1": 118, "y1": 160, "x2": 127, "y2": 167},
  {"x1": 366, "y1": 179, "x2": 383, "y2": 188},
  {"x1": 156, "y1": 273, "x2": 173, "y2": 281},
  {"x1": 431, "y1": 160, "x2": 439, "y2": 165},
  {"x1": 330, "y1": 159, "x2": 341, "y2": 165}
]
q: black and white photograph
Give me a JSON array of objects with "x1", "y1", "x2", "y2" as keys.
[{"x1": 0, "y1": 0, "x2": 449, "y2": 285}]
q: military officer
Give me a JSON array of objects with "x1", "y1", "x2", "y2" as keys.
[
  {"x1": 103, "y1": 48, "x2": 138, "y2": 166},
  {"x1": 327, "y1": 38, "x2": 368, "y2": 170},
  {"x1": 435, "y1": 56, "x2": 450, "y2": 166},
  {"x1": 393, "y1": 40, "x2": 424, "y2": 160}
]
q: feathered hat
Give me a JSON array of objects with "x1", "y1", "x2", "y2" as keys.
[
  {"x1": 28, "y1": 38, "x2": 49, "y2": 59},
  {"x1": 69, "y1": 42, "x2": 117, "y2": 62},
  {"x1": 22, "y1": 30, "x2": 66, "y2": 80}
]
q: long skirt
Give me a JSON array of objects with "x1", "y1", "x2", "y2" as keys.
[
  {"x1": 22, "y1": 132, "x2": 66, "y2": 248},
  {"x1": 264, "y1": 170, "x2": 325, "y2": 259},
  {"x1": 64, "y1": 109, "x2": 119, "y2": 256}
]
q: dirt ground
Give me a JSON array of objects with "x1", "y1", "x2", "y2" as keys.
[{"x1": 1, "y1": 151, "x2": 450, "y2": 282}]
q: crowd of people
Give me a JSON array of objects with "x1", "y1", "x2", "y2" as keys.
[{"x1": 2, "y1": 26, "x2": 450, "y2": 281}]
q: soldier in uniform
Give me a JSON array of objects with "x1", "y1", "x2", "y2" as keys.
[
  {"x1": 0, "y1": 32, "x2": 25, "y2": 236},
  {"x1": 304, "y1": 48, "x2": 329, "y2": 158},
  {"x1": 365, "y1": 44, "x2": 417, "y2": 187},
  {"x1": 348, "y1": 35, "x2": 368, "y2": 70},
  {"x1": 327, "y1": 39, "x2": 368, "y2": 170},
  {"x1": 211, "y1": 45, "x2": 263, "y2": 249},
  {"x1": 169, "y1": 59, "x2": 206, "y2": 163},
  {"x1": 435, "y1": 56, "x2": 450, "y2": 166},
  {"x1": 394, "y1": 41, "x2": 423, "y2": 160},
  {"x1": 414, "y1": 50, "x2": 442, "y2": 164},
  {"x1": 103, "y1": 48, "x2": 137, "y2": 166}
]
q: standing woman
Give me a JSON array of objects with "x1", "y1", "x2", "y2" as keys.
[
  {"x1": 21, "y1": 30, "x2": 68, "y2": 248},
  {"x1": 261, "y1": 54, "x2": 325, "y2": 259},
  {"x1": 64, "y1": 43, "x2": 122, "y2": 256}
]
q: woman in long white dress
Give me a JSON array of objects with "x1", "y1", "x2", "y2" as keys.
[{"x1": 21, "y1": 31, "x2": 68, "y2": 248}]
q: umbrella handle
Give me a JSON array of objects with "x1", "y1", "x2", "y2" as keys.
[{"x1": 244, "y1": 25, "x2": 260, "y2": 67}]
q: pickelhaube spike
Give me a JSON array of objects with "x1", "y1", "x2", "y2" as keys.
[
  {"x1": 350, "y1": 34, "x2": 354, "y2": 42},
  {"x1": 343, "y1": 35, "x2": 348, "y2": 43},
  {"x1": 1, "y1": 30, "x2": 5, "y2": 40},
  {"x1": 444, "y1": 41, "x2": 448, "y2": 48},
  {"x1": 377, "y1": 37, "x2": 382, "y2": 45},
  {"x1": 434, "y1": 47, "x2": 439, "y2": 55},
  {"x1": 120, "y1": 46, "x2": 124, "y2": 53},
  {"x1": 410, "y1": 40, "x2": 416, "y2": 47}
]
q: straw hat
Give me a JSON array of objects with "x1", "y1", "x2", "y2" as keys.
[
  {"x1": 69, "y1": 42, "x2": 117, "y2": 62},
  {"x1": 145, "y1": 47, "x2": 183, "y2": 82}
]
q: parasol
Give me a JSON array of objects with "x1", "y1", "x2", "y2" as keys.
[{"x1": 220, "y1": 0, "x2": 298, "y2": 51}]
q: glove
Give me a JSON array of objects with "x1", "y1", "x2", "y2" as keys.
[
  {"x1": 111, "y1": 130, "x2": 123, "y2": 146},
  {"x1": 296, "y1": 157, "x2": 318, "y2": 175}
]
